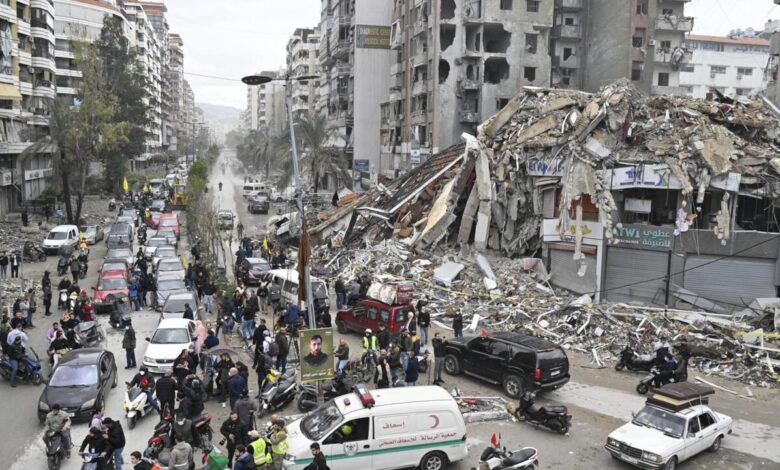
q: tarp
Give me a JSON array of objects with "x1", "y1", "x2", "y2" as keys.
[{"x1": 0, "y1": 82, "x2": 21, "y2": 100}]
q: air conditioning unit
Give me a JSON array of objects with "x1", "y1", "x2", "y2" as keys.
[{"x1": 648, "y1": 39, "x2": 657, "y2": 47}]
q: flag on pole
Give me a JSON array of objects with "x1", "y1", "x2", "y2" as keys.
[
  {"x1": 297, "y1": 218, "x2": 311, "y2": 305},
  {"x1": 122, "y1": 177, "x2": 129, "y2": 194},
  {"x1": 490, "y1": 433, "x2": 498, "y2": 448}
]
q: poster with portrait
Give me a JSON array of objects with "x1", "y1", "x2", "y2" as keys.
[{"x1": 299, "y1": 327, "x2": 335, "y2": 383}]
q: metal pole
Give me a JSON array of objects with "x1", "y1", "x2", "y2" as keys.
[{"x1": 285, "y1": 86, "x2": 316, "y2": 328}]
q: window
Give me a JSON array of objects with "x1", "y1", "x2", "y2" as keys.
[
  {"x1": 688, "y1": 418, "x2": 700, "y2": 435},
  {"x1": 323, "y1": 418, "x2": 370, "y2": 444},
  {"x1": 561, "y1": 76, "x2": 571, "y2": 85},
  {"x1": 660, "y1": 40, "x2": 671, "y2": 50},
  {"x1": 662, "y1": 8, "x2": 674, "y2": 15},
  {"x1": 564, "y1": 17, "x2": 575, "y2": 26},
  {"x1": 636, "y1": 0, "x2": 648, "y2": 15},
  {"x1": 737, "y1": 67, "x2": 753, "y2": 76},
  {"x1": 525, "y1": 33, "x2": 537, "y2": 54},
  {"x1": 631, "y1": 63, "x2": 642, "y2": 81},
  {"x1": 657, "y1": 72, "x2": 669, "y2": 86},
  {"x1": 491, "y1": 341, "x2": 512, "y2": 359},
  {"x1": 351, "y1": 307, "x2": 365, "y2": 317},
  {"x1": 367, "y1": 308, "x2": 378, "y2": 320},
  {"x1": 680, "y1": 65, "x2": 695, "y2": 73},
  {"x1": 632, "y1": 35, "x2": 643, "y2": 48},
  {"x1": 380, "y1": 310, "x2": 390, "y2": 323},
  {"x1": 496, "y1": 98, "x2": 509, "y2": 110},
  {"x1": 711, "y1": 65, "x2": 727, "y2": 75},
  {"x1": 698, "y1": 413, "x2": 716, "y2": 430},
  {"x1": 500, "y1": 0, "x2": 513, "y2": 10},
  {"x1": 736, "y1": 87, "x2": 751, "y2": 96},
  {"x1": 470, "y1": 338, "x2": 496, "y2": 354},
  {"x1": 563, "y1": 47, "x2": 573, "y2": 60},
  {"x1": 526, "y1": 0, "x2": 539, "y2": 13},
  {"x1": 523, "y1": 66, "x2": 536, "y2": 82}
]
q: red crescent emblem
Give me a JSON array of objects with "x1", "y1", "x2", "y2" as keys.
[{"x1": 429, "y1": 414, "x2": 440, "y2": 429}]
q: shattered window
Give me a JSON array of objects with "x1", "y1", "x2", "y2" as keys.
[
  {"x1": 523, "y1": 66, "x2": 536, "y2": 82},
  {"x1": 500, "y1": 0, "x2": 513, "y2": 10}
]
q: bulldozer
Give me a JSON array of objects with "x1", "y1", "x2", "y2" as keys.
[{"x1": 171, "y1": 183, "x2": 187, "y2": 209}]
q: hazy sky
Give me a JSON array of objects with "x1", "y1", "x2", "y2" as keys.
[{"x1": 165, "y1": 0, "x2": 775, "y2": 110}]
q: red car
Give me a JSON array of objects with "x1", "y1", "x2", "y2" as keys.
[
  {"x1": 146, "y1": 212, "x2": 162, "y2": 229},
  {"x1": 92, "y1": 271, "x2": 129, "y2": 307},
  {"x1": 158, "y1": 214, "x2": 180, "y2": 239},
  {"x1": 335, "y1": 299, "x2": 415, "y2": 336}
]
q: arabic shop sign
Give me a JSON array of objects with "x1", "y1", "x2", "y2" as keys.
[
  {"x1": 356, "y1": 25, "x2": 391, "y2": 49},
  {"x1": 607, "y1": 164, "x2": 741, "y2": 192},
  {"x1": 612, "y1": 224, "x2": 674, "y2": 251},
  {"x1": 526, "y1": 157, "x2": 566, "y2": 177}
]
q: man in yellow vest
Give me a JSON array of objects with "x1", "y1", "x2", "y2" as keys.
[
  {"x1": 268, "y1": 418, "x2": 289, "y2": 469},
  {"x1": 362, "y1": 328, "x2": 377, "y2": 366},
  {"x1": 248, "y1": 429, "x2": 272, "y2": 468}
]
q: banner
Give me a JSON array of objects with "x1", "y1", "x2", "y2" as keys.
[{"x1": 299, "y1": 328, "x2": 335, "y2": 383}]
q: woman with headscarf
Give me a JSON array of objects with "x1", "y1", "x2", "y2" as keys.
[
  {"x1": 194, "y1": 320, "x2": 207, "y2": 354},
  {"x1": 173, "y1": 349, "x2": 194, "y2": 384}
]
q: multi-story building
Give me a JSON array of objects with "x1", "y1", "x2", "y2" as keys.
[
  {"x1": 137, "y1": 0, "x2": 174, "y2": 149},
  {"x1": 571, "y1": 0, "x2": 693, "y2": 95},
  {"x1": 0, "y1": 0, "x2": 56, "y2": 215},
  {"x1": 167, "y1": 32, "x2": 183, "y2": 150},
  {"x1": 319, "y1": 0, "x2": 392, "y2": 184},
  {"x1": 244, "y1": 83, "x2": 260, "y2": 130},
  {"x1": 286, "y1": 27, "x2": 320, "y2": 119},
  {"x1": 380, "y1": 0, "x2": 553, "y2": 174},
  {"x1": 679, "y1": 34, "x2": 769, "y2": 99}
]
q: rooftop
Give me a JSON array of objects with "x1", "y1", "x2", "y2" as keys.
[{"x1": 687, "y1": 34, "x2": 769, "y2": 46}]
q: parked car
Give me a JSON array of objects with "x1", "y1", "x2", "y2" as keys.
[
  {"x1": 241, "y1": 257, "x2": 271, "y2": 286},
  {"x1": 144, "y1": 236, "x2": 172, "y2": 260},
  {"x1": 216, "y1": 210, "x2": 234, "y2": 230},
  {"x1": 161, "y1": 292, "x2": 199, "y2": 319},
  {"x1": 143, "y1": 319, "x2": 196, "y2": 374},
  {"x1": 606, "y1": 383, "x2": 733, "y2": 470},
  {"x1": 92, "y1": 271, "x2": 129, "y2": 307},
  {"x1": 335, "y1": 299, "x2": 415, "y2": 336},
  {"x1": 442, "y1": 331, "x2": 570, "y2": 398},
  {"x1": 42, "y1": 225, "x2": 80, "y2": 254},
  {"x1": 155, "y1": 229, "x2": 178, "y2": 247},
  {"x1": 158, "y1": 214, "x2": 181, "y2": 239},
  {"x1": 248, "y1": 196, "x2": 270, "y2": 214},
  {"x1": 155, "y1": 257, "x2": 185, "y2": 281},
  {"x1": 106, "y1": 247, "x2": 134, "y2": 268},
  {"x1": 38, "y1": 348, "x2": 117, "y2": 423},
  {"x1": 79, "y1": 225, "x2": 104, "y2": 245},
  {"x1": 150, "y1": 199, "x2": 167, "y2": 212},
  {"x1": 153, "y1": 276, "x2": 188, "y2": 310},
  {"x1": 152, "y1": 246, "x2": 178, "y2": 270}
]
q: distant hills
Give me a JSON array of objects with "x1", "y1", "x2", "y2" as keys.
[{"x1": 197, "y1": 102, "x2": 241, "y2": 142}]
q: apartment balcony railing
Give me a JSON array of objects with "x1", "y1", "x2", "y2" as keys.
[
  {"x1": 552, "y1": 24, "x2": 581, "y2": 40},
  {"x1": 654, "y1": 47, "x2": 692, "y2": 66},
  {"x1": 459, "y1": 78, "x2": 481, "y2": 91}
]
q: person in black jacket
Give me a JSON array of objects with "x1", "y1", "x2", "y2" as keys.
[
  {"x1": 79, "y1": 427, "x2": 109, "y2": 469},
  {"x1": 303, "y1": 442, "x2": 329, "y2": 470},
  {"x1": 376, "y1": 323, "x2": 391, "y2": 351},
  {"x1": 102, "y1": 417, "x2": 126, "y2": 468},
  {"x1": 220, "y1": 411, "x2": 248, "y2": 468},
  {"x1": 155, "y1": 369, "x2": 178, "y2": 417},
  {"x1": 416, "y1": 300, "x2": 430, "y2": 345},
  {"x1": 129, "y1": 451, "x2": 152, "y2": 470},
  {"x1": 432, "y1": 333, "x2": 448, "y2": 385},
  {"x1": 452, "y1": 310, "x2": 463, "y2": 338}
]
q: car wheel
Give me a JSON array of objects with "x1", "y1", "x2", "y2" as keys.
[
  {"x1": 420, "y1": 451, "x2": 447, "y2": 470},
  {"x1": 443, "y1": 355, "x2": 461, "y2": 375},
  {"x1": 709, "y1": 436, "x2": 722, "y2": 452},
  {"x1": 614, "y1": 362, "x2": 625, "y2": 371},
  {"x1": 502, "y1": 374, "x2": 524, "y2": 399},
  {"x1": 336, "y1": 321, "x2": 347, "y2": 334},
  {"x1": 663, "y1": 457, "x2": 677, "y2": 470}
]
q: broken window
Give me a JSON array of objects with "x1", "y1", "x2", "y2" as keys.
[
  {"x1": 526, "y1": 0, "x2": 539, "y2": 13},
  {"x1": 440, "y1": 24, "x2": 455, "y2": 51},
  {"x1": 496, "y1": 98, "x2": 509, "y2": 110},
  {"x1": 418, "y1": 125, "x2": 428, "y2": 145},
  {"x1": 564, "y1": 17, "x2": 575, "y2": 26},
  {"x1": 525, "y1": 33, "x2": 538, "y2": 54},
  {"x1": 500, "y1": 0, "x2": 513, "y2": 10},
  {"x1": 710, "y1": 65, "x2": 727, "y2": 75},
  {"x1": 618, "y1": 189, "x2": 679, "y2": 225},
  {"x1": 466, "y1": 64, "x2": 475, "y2": 80},
  {"x1": 563, "y1": 47, "x2": 573, "y2": 60},
  {"x1": 466, "y1": 26, "x2": 481, "y2": 52},
  {"x1": 737, "y1": 67, "x2": 753, "y2": 76},
  {"x1": 484, "y1": 24, "x2": 511, "y2": 53},
  {"x1": 660, "y1": 40, "x2": 671, "y2": 50},
  {"x1": 561, "y1": 76, "x2": 571, "y2": 86},
  {"x1": 657, "y1": 73, "x2": 669, "y2": 86},
  {"x1": 441, "y1": 0, "x2": 455, "y2": 20},
  {"x1": 485, "y1": 58, "x2": 509, "y2": 83},
  {"x1": 735, "y1": 87, "x2": 751, "y2": 96},
  {"x1": 631, "y1": 62, "x2": 643, "y2": 81},
  {"x1": 524, "y1": 66, "x2": 536, "y2": 82},
  {"x1": 636, "y1": 0, "x2": 648, "y2": 15},
  {"x1": 662, "y1": 8, "x2": 674, "y2": 15},
  {"x1": 439, "y1": 59, "x2": 450, "y2": 83},
  {"x1": 736, "y1": 195, "x2": 780, "y2": 232}
]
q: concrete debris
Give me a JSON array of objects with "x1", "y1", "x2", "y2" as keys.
[{"x1": 433, "y1": 262, "x2": 465, "y2": 287}]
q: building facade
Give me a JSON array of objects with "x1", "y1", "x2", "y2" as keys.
[{"x1": 286, "y1": 27, "x2": 320, "y2": 119}]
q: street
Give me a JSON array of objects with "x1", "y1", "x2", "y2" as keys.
[{"x1": 2, "y1": 149, "x2": 777, "y2": 470}]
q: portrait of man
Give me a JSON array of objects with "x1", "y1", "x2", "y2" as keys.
[{"x1": 304, "y1": 334, "x2": 329, "y2": 366}]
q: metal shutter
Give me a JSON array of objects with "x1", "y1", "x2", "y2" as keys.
[
  {"x1": 549, "y1": 248, "x2": 597, "y2": 294},
  {"x1": 605, "y1": 247, "x2": 669, "y2": 305},
  {"x1": 683, "y1": 256, "x2": 776, "y2": 307}
]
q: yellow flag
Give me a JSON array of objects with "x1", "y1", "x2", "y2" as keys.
[
  {"x1": 122, "y1": 177, "x2": 129, "y2": 193},
  {"x1": 263, "y1": 237, "x2": 269, "y2": 253}
]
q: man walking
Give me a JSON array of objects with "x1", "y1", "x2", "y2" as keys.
[
  {"x1": 228, "y1": 367, "x2": 245, "y2": 410},
  {"x1": 269, "y1": 418, "x2": 289, "y2": 470},
  {"x1": 103, "y1": 417, "x2": 126, "y2": 470},
  {"x1": 0, "y1": 251, "x2": 8, "y2": 278},
  {"x1": 232, "y1": 390, "x2": 257, "y2": 430},
  {"x1": 334, "y1": 338, "x2": 349, "y2": 374},
  {"x1": 122, "y1": 321, "x2": 136, "y2": 369},
  {"x1": 432, "y1": 333, "x2": 448, "y2": 385},
  {"x1": 155, "y1": 370, "x2": 177, "y2": 417},
  {"x1": 303, "y1": 442, "x2": 329, "y2": 470}
]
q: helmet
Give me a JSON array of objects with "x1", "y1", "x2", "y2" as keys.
[
  {"x1": 340, "y1": 424, "x2": 353, "y2": 436},
  {"x1": 365, "y1": 328, "x2": 372, "y2": 334}
]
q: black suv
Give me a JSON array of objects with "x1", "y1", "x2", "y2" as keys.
[{"x1": 442, "y1": 331, "x2": 570, "y2": 398}]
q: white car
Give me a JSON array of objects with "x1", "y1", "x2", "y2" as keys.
[
  {"x1": 605, "y1": 383, "x2": 732, "y2": 470},
  {"x1": 152, "y1": 245, "x2": 178, "y2": 269},
  {"x1": 144, "y1": 237, "x2": 172, "y2": 260},
  {"x1": 142, "y1": 318, "x2": 196, "y2": 374},
  {"x1": 156, "y1": 258, "x2": 185, "y2": 281}
]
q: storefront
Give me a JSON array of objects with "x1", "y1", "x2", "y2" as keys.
[{"x1": 542, "y1": 219, "x2": 603, "y2": 298}]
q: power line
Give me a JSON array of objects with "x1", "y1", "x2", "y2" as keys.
[{"x1": 182, "y1": 71, "x2": 241, "y2": 82}]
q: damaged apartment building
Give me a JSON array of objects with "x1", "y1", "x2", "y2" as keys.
[{"x1": 379, "y1": 0, "x2": 553, "y2": 178}]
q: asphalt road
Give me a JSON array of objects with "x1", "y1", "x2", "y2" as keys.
[{"x1": 4, "y1": 149, "x2": 779, "y2": 469}]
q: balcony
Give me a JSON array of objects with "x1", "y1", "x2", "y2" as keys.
[
  {"x1": 390, "y1": 62, "x2": 404, "y2": 76},
  {"x1": 333, "y1": 40, "x2": 351, "y2": 59},
  {"x1": 655, "y1": 15, "x2": 694, "y2": 32},
  {"x1": 552, "y1": 54, "x2": 580, "y2": 69},
  {"x1": 654, "y1": 47, "x2": 692, "y2": 67},
  {"x1": 389, "y1": 89, "x2": 402, "y2": 102},
  {"x1": 413, "y1": 19, "x2": 427, "y2": 36},
  {"x1": 409, "y1": 51, "x2": 428, "y2": 66},
  {"x1": 412, "y1": 80, "x2": 428, "y2": 95},
  {"x1": 459, "y1": 78, "x2": 481, "y2": 91},
  {"x1": 337, "y1": 64, "x2": 352, "y2": 76},
  {"x1": 459, "y1": 111, "x2": 479, "y2": 123},
  {"x1": 554, "y1": 0, "x2": 582, "y2": 10},
  {"x1": 552, "y1": 24, "x2": 581, "y2": 40},
  {"x1": 18, "y1": 20, "x2": 31, "y2": 37}
]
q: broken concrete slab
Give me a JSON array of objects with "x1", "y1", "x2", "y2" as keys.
[{"x1": 433, "y1": 261, "x2": 465, "y2": 287}]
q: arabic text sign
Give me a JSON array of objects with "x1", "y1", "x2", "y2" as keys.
[
  {"x1": 612, "y1": 224, "x2": 674, "y2": 251},
  {"x1": 356, "y1": 25, "x2": 391, "y2": 49},
  {"x1": 610, "y1": 164, "x2": 682, "y2": 189},
  {"x1": 542, "y1": 219, "x2": 603, "y2": 245},
  {"x1": 526, "y1": 157, "x2": 567, "y2": 177}
]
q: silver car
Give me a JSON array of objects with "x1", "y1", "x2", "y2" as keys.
[
  {"x1": 79, "y1": 225, "x2": 104, "y2": 244},
  {"x1": 155, "y1": 229, "x2": 178, "y2": 247},
  {"x1": 152, "y1": 246, "x2": 178, "y2": 270},
  {"x1": 106, "y1": 248, "x2": 134, "y2": 268},
  {"x1": 161, "y1": 292, "x2": 199, "y2": 319},
  {"x1": 155, "y1": 258, "x2": 185, "y2": 281},
  {"x1": 153, "y1": 276, "x2": 188, "y2": 310},
  {"x1": 144, "y1": 237, "x2": 172, "y2": 260}
]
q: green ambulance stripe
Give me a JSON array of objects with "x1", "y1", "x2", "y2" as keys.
[{"x1": 294, "y1": 439, "x2": 465, "y2": 465}]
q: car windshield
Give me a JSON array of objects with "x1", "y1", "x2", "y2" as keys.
[
  {"x1": 157, "y1": 248, "x2": 176, "y2": 257},
  {"x1": 157, "y1": 230, "x2": 175, "y2": 237},
  {"x1": 50, "y1": 365, "x2": 98, "y2": 386},
  {"x1": 160, "y1": 219, "x2": 178, "y2": 227},
  {"x1": 99, "y1": 278, "x2": 127, "y2": 291},
  {"x1": 147, "y1": 239, "x2": 168, "y2": 248},
  {"x1": 250, "y1": 261, "x2": 271, "y2": 272},
  {"x1": 158, "y1": 280, "x2": 185, "y2": 291},
  {"x1": 151, "y1": 328, "x2": 189, "y2": 344},
  {"x1": 117, "y1": 217, "x2": 133, "y2": 224},
  {"x1": 159, "y1": 260, "x2": 182, "y2": 271},
  {"x1": 48, "y1": 231, "x2": 68, "y2": 240},
  {"x1": 108, "y1": 249, "x2": 132, "y2": 258},
  {"x1": 80, "y1": 226, "x2": 96, "y2": 234},
  {"x1": 164, "y1": 298, "x2": 192, "y2": 312},
  {"x1": 632, "y1": 406, "x2": 686, "y2": 438},
  {"x1": 300, "y1": 401, "x2": 344, "y2": 441},
  {"x1": 101, "y1": 263, "x2": 126, "y2": 272},
  {"x1": 219, "y1": 213, "x2": 232, "y2": 220}
]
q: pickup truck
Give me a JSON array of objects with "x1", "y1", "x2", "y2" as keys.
[{"x1": 605, "y1": 383, "x2": 732, "y2": 470}]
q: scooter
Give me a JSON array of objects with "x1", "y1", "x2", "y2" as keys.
[
  {"x1": 78, "y1": 260, "x2": 88, "y2": 280},
  {"x1": 79, "y1": 452, "x2": 113, "y2": 470},
  {"x1": 258, "y1": 368, "x2": 297, "y2": 417},
  {"x1": 514, "y1": 392, "x2": 571, "y2": 435},
  {"x1": 480, "y1": 445, "x2": 539, "y2": 470},
  {"x1": 74, "y1": 321, "x2": 104, "y2": 348},
  {"x1": 297, "y1": 372, "x2": 353, "y2": 412},
  {"x1": 615, "y1": 343, "x2": 655, "y2": 372},
  {"x1": 57, "y1": 257, "x2": 69, "y2": 276},
  {"x1": 636, "y1": 363, "x2": 687, "y2": 395},
  {"x1": 44, "y1": 430, "x2": 68, "y2": 470},
  {"x1": 125, "y1": 384, "x2": 157, "y2": 429},
  {"x1": 0, "y1": 348, "x2": 44, "y2": 385}
]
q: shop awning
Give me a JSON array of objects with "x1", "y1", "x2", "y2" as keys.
[{"x1": 0, "y1": 83, "x2": 22, "y2": 100}]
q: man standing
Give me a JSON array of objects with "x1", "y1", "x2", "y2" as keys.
[
  {"x1": 334, "y1": 338, "x2": 349, "y2": 374},
  {"x1": 405, "y1": 351, "x2": 420, "y2": 386},
  {"x1": 432, "y1": 333, "x2": 448, "y2": 385},
  {"x1": 103, "y1": 417, "x2": 126, "y2": 470},
  {"x1": 303, "y1": 442, "x2": 329, "y2": 470},
  {"x1": 0, "y1": 251, "x2": 8, "y2": 278},
  {"x1": 268, "y1": 418, "x2": 290, "y2": 470},
  {"x1": 155, "y1": 369, "x2": 177, "y2": 417},
  {"x1": 377, "y1": 323, "x2": 391, "y2": 351},
  {"x1": 399, "y1": 328, "x2": 412, "y2": 373},
  {"x1": 129, "y1": 451, "x2": 152, "y2": 470},
  {"x1": 168, "y1": 434, "x2": 193, "y2": 470},
  {"x1": 232, "y1": 390, "x2": 257, "y2": 430},
  {"x1": 452, "y1": 310, "x2": 464, "y2": 338},
  {"x1": 10, "y1": 251, "x2": 19, "y2": 278},
  {"x1": 122, "y1": 321, "x2": 136, "y2": 369},
  {"x1": 227, "y1": 367, "x2": 245, "y2": 410},
  {"x1": 202, "y1": 282, "x2": 216, "y2": 314},
  {"x1": 275, "y1": 327, "x2": 289, "y2": 373},
  {"x1": 416, "y1": 300, "x2": 430, "y2": 346},
  {"x1": 69, "y1": 256, "x2": 79, "y2": 282},
  {"x1": 220, "y1": 412, "x2": 248, "y2": 468},
  {"x1": 183, "y1": 303, "x2": 194, "y2": 320},
  {"x1": 248, "y1": 430, "x2": 272, "y2": 468},
  {"x1": 334, "y1": 277, "x2": 346, "y2": 310}
]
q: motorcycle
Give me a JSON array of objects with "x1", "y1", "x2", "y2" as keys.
[
  {"x1": 258, "y1": 368, "x2": 297, "y2": 417},
  {"x1": 74, "y1": 321, "x2": 104, "y2": 348},
  {"x1": 79, "y1": 452, "x2": 113, "y2": 470},
  {"x1": 44, "y1": 430, "x2": 68, "y2": 470},
  {"x1": 0, "y1": 348, "x2": 44, "y2": 385},
  {"x1": 636, "y1": 363, "x2": 687, "y2": 395},
  {"x1": 57, "y1": 257, "x2": 69, "y2": 276},
  {"x1": 480, "y1": 446, "x2": 539, "y2": 470},
  {"x1": 297, "y1": 372, "x2": 353, "y2": 412},
  {"x1": 21, "y1": 242, "x2": 47, "y2": 262},
  {"x1": 78, "y1": 260, "x2": 88, "y2": 280},
  {"x1": 615, "y1": 343, "x2": 655, "y2": 373},
  {"x1": 125, "y1": 384, "x2": 157, "y2": 429},
  {"x1": 513, "y1": 392, "x2": 571, "y2": 435}
]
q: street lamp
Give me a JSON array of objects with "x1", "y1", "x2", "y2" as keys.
[{"x1": 242, "y1": 73, "x2": 319, "y2": 328}]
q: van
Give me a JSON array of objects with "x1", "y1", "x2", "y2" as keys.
[
  {"x1": 266, "y1": 269, "x2": 329, "y2": 313},
  {"x1": 335, "y1": 299, "x2": 415, "y2": 336},
  {"x1": 42, "y1": 225, "x2": 80, "y2": 254},
  {"x1": 106, "y1": 223, "x2": 134, "y2": 250},
  {"x1": 242, "y1": 181, "x2": 268, "y2": 199},
  {"x1": 282, "y1": 386, "x2": 468, "y2": 470}
]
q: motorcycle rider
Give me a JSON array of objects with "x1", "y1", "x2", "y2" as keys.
[
  {"x1": 218, "y1": 181, "x2": 223, "y2": 191},
  {"x1": 361, "y1": 329, "x2": 377, "y2": 366},
  {"x1": 57, "y1": 277, "x2": 71, "y2": 309},
  {"x1": 44, "y1": 403, "x2": 72, "y2": 457},
  {"x1": 48, "y1": 331, "x2": 70, "y2": 367},
  {"x1": 7, "y1": 335, "x2": 29, "y2": 387},
  {"x1": 128, "y1": 367, "x2": 161, "y2": 414},
  {"x1": 653, "y1": 353, "x2": 679, "y2": 388},
  {"x1": 78, "y1": 427, "x2": 109, "y2": 467}
]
